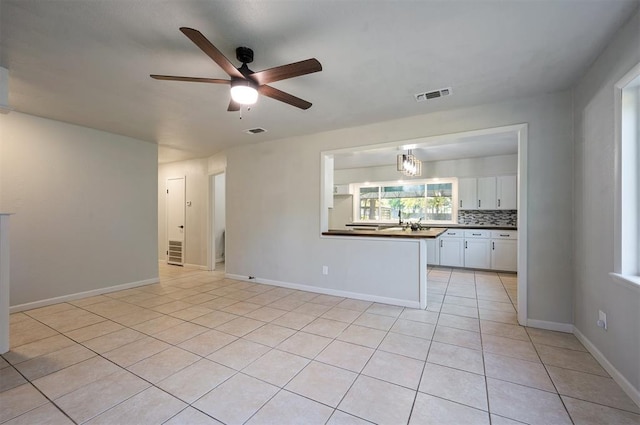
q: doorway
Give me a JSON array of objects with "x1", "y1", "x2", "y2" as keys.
[
  {"x1": 166, "y1": 177, "x2": 186, "y2": 266},
  {"x1": 321, "y1": 124, "x2": 528, "y2": 325},
  {"x1": 209, "y1": 172, "x2": 226, "y2": 271}
]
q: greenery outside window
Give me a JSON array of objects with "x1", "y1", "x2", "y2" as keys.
[{"x1": 356, "y1": 179, "x2": 457, "y2": 224}]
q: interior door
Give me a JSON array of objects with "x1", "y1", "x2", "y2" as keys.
[{"x1": 167, "y1": 177, "x2": 186, "y2": 266}]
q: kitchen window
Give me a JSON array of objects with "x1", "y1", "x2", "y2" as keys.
[
  {"x1": 611, "y1": 63, "x2": 640, "y2": 289},
  {"x1": 356, "y1": 179, "x2": 457, "y2": 224}
]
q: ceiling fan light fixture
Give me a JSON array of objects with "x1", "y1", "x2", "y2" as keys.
[{"x1": 230, "y1": 79, "x2": 258, "y2": 105}]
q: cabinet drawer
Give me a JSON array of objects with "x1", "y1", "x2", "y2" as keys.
[
  {"x1": 464, "y1": 230, "x2": 490, "y2": 238},
  {"x1": 441, "y1": 229, "x2": 464, "y2": 238},
  {"x1": 491, "y1": 230, "x2": 518, "y2": 239}
]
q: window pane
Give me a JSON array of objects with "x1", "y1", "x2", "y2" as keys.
[
  {"x1": 380, "y1": 184, "x2": 425, "y2": 221},
  {"x1": 359, "y1": 187, "x2": 379, "y2": 221},
  {"x1": 426, "y1": 183, "x2": 453, "y2": 221}
]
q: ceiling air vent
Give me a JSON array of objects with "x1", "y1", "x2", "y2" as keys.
[
  {"x1": 244, "y1": 127, "x2": 267, "y2": 135},
  {"x1": 414, "y1": 87, "x2": 452, "y2": 103}
]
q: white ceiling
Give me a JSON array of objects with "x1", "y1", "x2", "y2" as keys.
[
  {"x1": 333, "y1": 131, "x2": 518, "y2": 169},
  {"x1": 1, "y1": 1, "x2": 637, "y2": 164}
]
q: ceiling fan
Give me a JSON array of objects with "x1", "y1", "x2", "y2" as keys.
[{"x1": 151, "y1": 27, "x2": 322, "y2": 111}]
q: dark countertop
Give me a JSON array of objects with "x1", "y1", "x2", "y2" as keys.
[
  {"x1": 323, "y1": 228, "x2": 448, "y2": 239},
  {"x1": 344, "y1": 223, "x2": 517, "y2": 231}
]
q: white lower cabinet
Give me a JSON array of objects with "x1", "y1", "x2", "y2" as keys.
[
  {"x1": 431, "y1": 228, "x2": 517, "y2": 271},
  {"x1": 438, "y1": 230, "x2": 464, "y2": 267},
  {"x1": 463, "y1": 230, "x2": 490, "y2": 269},
  {"x1": 491, "y1": 230, "x2": 518, "y2": 272}
]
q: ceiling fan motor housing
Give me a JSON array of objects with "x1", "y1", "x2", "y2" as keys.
[{"x1": 236, "y1": 47, "x2": 254, "y2": 64}]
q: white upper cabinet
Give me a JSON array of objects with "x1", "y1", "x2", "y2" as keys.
[
  {"x1": 458, "y1": 178, "x2": 477, "y2": 209},
  {"x1": 477, "y1": 177, "x2": 497, "y2": 210},
  {"x1": 459, "y1": 175, "x2": 517, "y2": 210},
  {"x1": 497, "y1": 175, "x2": 517, "y2": 210}
]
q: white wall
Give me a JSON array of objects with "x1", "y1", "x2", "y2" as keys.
[
  {"x1": 573, "y1": 10, "x2": 640, "y2": 396},
  {"x1": 0, "y1": 112, "x2": 158, "y2": 306},
  {"x1": 225, "y1": 91, "x2": 574, "y2": 324},
  {"x1": 335, "y1": 154, "x2": 517, "y2": 184}
]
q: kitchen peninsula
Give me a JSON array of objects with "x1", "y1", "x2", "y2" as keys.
[{"x1": 324, "y1": 224, "x2": 518, "y2": 272}]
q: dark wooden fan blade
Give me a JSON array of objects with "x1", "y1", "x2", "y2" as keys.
[
  {"x1": 179, "y1": 27, "x2": 244, "y2": 79},
  {"x1": 259, "y1": 85, "x2": 312, "y2": 110},
  {"x1": 251, "y1": 58, "x2": 322, "y2": 85},
  {"x1": 150, "y1": 75, "x2": 230, "y2": 84},
  {"x1": 227, "y1": 99, "x2": 241, "y2": 112}
]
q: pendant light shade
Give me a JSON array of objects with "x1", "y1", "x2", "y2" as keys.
[{"x1": 397, "y1": 149, "x2": 422, "y2": 177}]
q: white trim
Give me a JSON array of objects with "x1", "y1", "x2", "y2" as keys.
[
  {"x1": 9, "y1": 278, "x2": 160, "y2": 313},
  {"x1": 613, "y1": 62, "x2": 640, "y2": 276},
  {"x1": 609, "y1": 272, "x2": 640, "y2": 293},
  {"x1": 320, "y1": 123, "x2": 528, "y2": 322},
  {"x1": 574, "y1": 326, "x2": 640, "y2": 408},
  {"x1": 526, "y1": 319, "x2": 574, "y2": 333},
  {"x1": 516, "y1": 124, "x2": 528, "y2": 326},
  {"x1": 207, "y1": 170, "x2": 226, "y2": 272},
  {"x1": 225, "y1": 273, "x2": 422, "y2": 309}
]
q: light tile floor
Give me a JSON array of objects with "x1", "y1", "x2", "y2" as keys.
[{"x1": 1, "y1": 265, "x2": 639, "y2": 424}]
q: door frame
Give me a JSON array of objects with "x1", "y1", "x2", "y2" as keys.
[{"x1": 207, "y1": 170, "x2": 226, "y2": 271}]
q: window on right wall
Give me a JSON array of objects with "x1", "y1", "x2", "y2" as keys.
[{"x1": 613, "y1": 63, "x2": 640, "y2": 288}]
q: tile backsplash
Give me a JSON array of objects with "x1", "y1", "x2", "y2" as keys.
[{"x1": 458, "y1": 210, "x2": 517, "y2": 226}]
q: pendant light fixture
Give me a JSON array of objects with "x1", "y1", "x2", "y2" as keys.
[{"x1": 397, "y1": 149, "x2": 422, "y2": 177}]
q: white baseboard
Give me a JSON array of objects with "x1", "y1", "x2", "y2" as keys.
[
  {"x1": 9, "y1": 277, "x2": 160, "y2": 313},
  {"x1": 526, "y1": 319, "x2": 574, "y2": 333},
  {"x1": 573, "y1": 327, "x2": 640, "y2": 408},
  {"x1": 215, "y1": 258, "x2": 225, "y2": 263},
  {"x1": 225, "y1": 273, "x2": 421, "y2": 309}
]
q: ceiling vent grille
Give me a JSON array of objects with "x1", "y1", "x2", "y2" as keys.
[
  {"x1": 414, "y1": 87, "x2": 452, "y2": 103},
  {"x1": 244, "y1": 127, "x2": 267, "y2": 134}
]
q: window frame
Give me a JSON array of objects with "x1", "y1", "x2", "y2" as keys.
[
  {"x1": 352, "y1": 178, "x2": 458, "y2": 225},
  {"x1": 611, "y1": 62, "x2": 640, "y2": 290}
]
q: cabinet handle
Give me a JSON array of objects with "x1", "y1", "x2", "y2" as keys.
[
  {"x1": 440, "y1": 240, "x2": 443, "y2": 248},
  {"x1": 465, "y1": 241, "x2": 468, "y2": 249},
  {"x1": 478, "y1": 200, "x2": 481, "y2": 208},
  {"x1": 498, "y1": 199, "x2": 501, "y2": 207},
  {"x1": 500, "y1": 234, "x2": 509, "y2": 237},
  {"x1": 492, "y1": 242, "x2": 495, "y2": 250},
  {"x1": 460, "y1": 200, "x2": 462, "y2": 208},
  {"x1": 472, "y1": 233, "x2": 481, "y2": 236}
]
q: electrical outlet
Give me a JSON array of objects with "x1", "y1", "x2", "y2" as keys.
[
  {"x1": 597, "y1": 310, "x2": 607, "y2": 330},
  {"x1": 322, "y1": 266, "x2": 329, "y2": 275}
]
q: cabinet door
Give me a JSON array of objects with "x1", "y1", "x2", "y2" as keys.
[
  {"x1": 477, "y1": 177, "x2": 497, "y2": 210},
  {"x1": 497, "y1": 175, "x2": 517, "y2": 210},
  {"x1": 458, "y1": 178, "x2": 477, "y2": 209},
  {"x1": 464, "y1": 238, "x2": 491, "y2": 269},
  {"x1": 439, "y1": 238, "x2": 464, "y2": 267},
  {"x1": 426, "y1": 238, "x2": 439, "y2": 265},
  {"x1": 491, "y1": 239, "x2": 517, "y2": 271}
]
